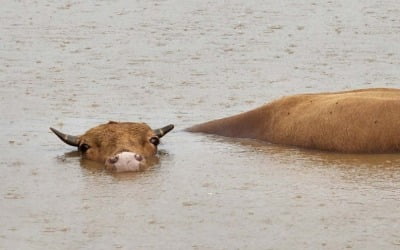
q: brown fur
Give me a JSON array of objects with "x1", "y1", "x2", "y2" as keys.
[
  {"x1": 187, "y1": 88, "x2": 400, "y2": 153},
  {"x1": 50, "y1": 121, "x2": 167, "y2": 164},
  {"x1": 69, "y1": 122, "x2": 161, "y2": 164}
]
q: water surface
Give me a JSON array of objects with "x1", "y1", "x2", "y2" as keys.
[{"x1": 1, "y1": 0, "x2": 400, "y2": 249}]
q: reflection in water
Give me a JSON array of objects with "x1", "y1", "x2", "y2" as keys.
[
  {"x1": 214, "y1": 134, "x2": 400, "y2": 166},
  {"x1": 57, "y1": 149, "x2": 169, "y2": 176},
  {"x1": 211, "y1": 135, "x2": 400, "y2": 185},
  {"x1": 63, "y1": 150, "x2": 81, "y2": 158},
  {"x1": 79, "y1": 152, "x2": 162, "y2": 175}
]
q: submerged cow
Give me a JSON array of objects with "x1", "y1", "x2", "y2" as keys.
[
  {"x1": 187, "y1": 88, "x2": 400, "y2": 153},
  {"x1": 50, "y1": 121, "x2": 174, "y2": 172}
]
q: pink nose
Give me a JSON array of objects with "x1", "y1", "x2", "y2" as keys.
[
  {"x1": 134, "y1": 154, "x2": 143, "y2": 162},
  {"x1": 108, "y1": 155, "x2": 119, "y2": 164},
  {"x1": 106, "y1": 152, "x2": 145, "y2": 172},
  {"x1": 108, "y1": 153, "x2": 143, "y2": 164}
]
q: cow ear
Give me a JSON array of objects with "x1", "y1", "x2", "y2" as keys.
[{"x1": 108, "y1": 121, "x2": 119, "y2": 124}]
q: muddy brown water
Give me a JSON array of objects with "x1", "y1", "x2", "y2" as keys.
[{"x1": 1, "y1": 0, "x2": 400, "y2": 249}]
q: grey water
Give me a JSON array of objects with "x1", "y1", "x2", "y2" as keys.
[{"x1": 1, "y1": 0, "x2": 400, "y2": 249}]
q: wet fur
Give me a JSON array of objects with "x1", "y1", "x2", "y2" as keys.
[
  {"x1": 187, "y1": 88, "x2": 400, "y2": 153},
  {"x1": 78, "y1": 122, "x2": 158, "y2": 163}
]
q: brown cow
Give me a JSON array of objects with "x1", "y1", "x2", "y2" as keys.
[
  {"x1": 186, "y1": 88, "x2": 400, "y2": 153},
  {"x1": 50, "y1": 121, "x2": 174, "y2": 172}
]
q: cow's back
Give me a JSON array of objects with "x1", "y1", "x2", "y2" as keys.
[
  {"x1": 187, "y1": 88, "x2": 400, "y2": 153},
  {"x1": 266, "y1": 88, "x2": 400, "y2": 152}
]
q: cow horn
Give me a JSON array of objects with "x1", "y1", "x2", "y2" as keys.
[
  {"x1": 154, "y1": 124, "x2": 174, "y2": 138},
  {"x1": 50, "y1": 127, "x2": 80, "y2": 147}
]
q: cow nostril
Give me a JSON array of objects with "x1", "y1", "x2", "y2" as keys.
[
  {"x1": 134, "y1": 154, "x2": 143, "y2": 162},
  {"x1": 109, "y1": 155, "x2": 119, "y2": 164}
]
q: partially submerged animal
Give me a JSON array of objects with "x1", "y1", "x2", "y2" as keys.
[
  {"x1": 50, "y1": 121, "x2": 174, "y2": 172},
  {"x1": 187, "y1": 88, "x2": 400, "y2": 153}
]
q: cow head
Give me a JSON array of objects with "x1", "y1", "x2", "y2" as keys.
[{"x1": 50, "y1": 121, "x2": 174, "y2": 172}]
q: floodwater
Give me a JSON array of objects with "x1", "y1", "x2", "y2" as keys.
[{"x1": 1, "y1": 0, "x2": 400, "y2": 249}]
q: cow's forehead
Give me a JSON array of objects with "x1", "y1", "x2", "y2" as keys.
[{"x1": 81, "y1": 122, "x2": 154, "y2": 142}]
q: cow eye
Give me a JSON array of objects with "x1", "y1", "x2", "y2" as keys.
[
  {"x1": 79, "y1": 143, "x2": 90, "y2": 152},
  {"x1": 150, "y1": 137, "x2": 160, "y2": 146}
]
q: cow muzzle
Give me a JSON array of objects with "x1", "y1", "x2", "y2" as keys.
[{"x1": 105, "y1": 152, "x2": 145, "y2": 172}]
